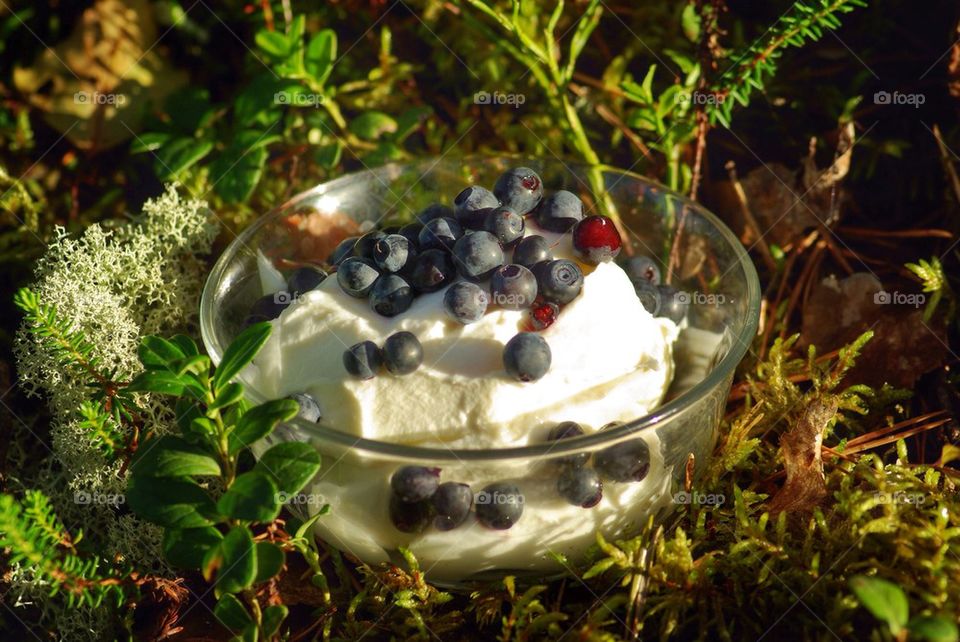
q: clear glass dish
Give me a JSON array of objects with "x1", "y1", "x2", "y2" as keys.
[{"x1": 199, "y1": 156, "x2": 760, "y2": 585}]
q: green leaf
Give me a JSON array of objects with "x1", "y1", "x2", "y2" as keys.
[
  {"x1": 127, "y1": 476, "x2": 219, "y2": 529},
  {"x1": 255, "y1": 441, "x2": 321, "y2": 494},
  {"x1": 234, "y1": 74, "x2": 290, "y2": 126},
  {"x1": 127, "y1": 370, "x2": 203, "y2": 397},
  {"x1": 237, "y1": 623, "x2": 258, "y2": 642},
  {"x1": 174, "y1": 354, "x2": 211, "y2": 377},
  {"x1": 163, "y1": 526, "x2": 223, "y2": 569},
  {"x1": 314, "y1": 141, "x2": 342, "y2": 169},
  {"x1": 217, "y1": 472, "x2": 280, "y2": 522},
  {"x1": 170, "y1": 334, "x2": 200, "y2": 357},
  {"x1": 229, "y1": 398, "x2": 298, "y2": 455},
  {"x1": 155, "y1": 137, "x2": 214, "y2": 180},
  {"x1": 205, "y1": 526, "x2": 257, "y2": 594},
  {"x1": 130, "y1": 131, "x2": 170, "y2": 154},
  {"x1": 681, "y1": 3, "x2": 701, "y2": 42},
  {"x1": 212, "y1": 146, "x2": 268, "y2": 204},
  {"x1": 261, "y1": 604, "x2": 288, "y2": 639},
  {"x1": 213, "y1": 322, "x2": 272, "y2": 392},
  {"x1": 214, "y1": 593, "x2": 252, "y2": 632},
  {"x1": 210, "y1": 383, "x2": 245, "y2": 411},
  {"x1": 131, "y1": 436, "x2": 221, "y2": 477},
  {"x1": 392, "y1": 106, "x2": 432, "y2": 144},
  {"x1": 908, "y1": 616, "x2": 959, "y2": 642},
  {"x1": 850, "y1": 576, "x2": 909, "y2": 635},
  {"x1": 254, "y1": 541, "x2": 285, "y2": 583},
  {"x1": 349, "y1": 111, "x2": 398, "y2": 141},
  {"x1": 138, "y1": 335, "x2": 186, "y2": 370},
  {"x1": 305, "y1": 29, "x2": 337, "y2": 86},
  {"x1": 165, "y1": 87, "x2": 215, "y2": 134},
  {"x1": 255, "y1": 29, "x2": 291, "y2": 58}
]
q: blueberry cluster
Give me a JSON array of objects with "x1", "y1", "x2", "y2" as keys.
[
  {"x1": 388, "y1": 466, "x2": 477, "y2": 532},
  {"x1": 343, "y1": 331, "x2": 424, "y2": 379},
  {"x1": 545, "y1": 421, "x2": 650, "y2": 508},
  {"x1": 621, "y1": 256, "x2": 689, "y2": 324}
]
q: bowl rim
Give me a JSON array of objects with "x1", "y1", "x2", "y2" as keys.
[{"x1": 200, "y1": 156, "x2": 761, "y2": 462}]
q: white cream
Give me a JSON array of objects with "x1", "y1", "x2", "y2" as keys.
[{"x1": 244, "y1": 225, "x2": 689, "y2": 580}]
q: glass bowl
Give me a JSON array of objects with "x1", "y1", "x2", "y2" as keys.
[{"x1": 200, "y1": 156, "x2": 760, "y2": 585}]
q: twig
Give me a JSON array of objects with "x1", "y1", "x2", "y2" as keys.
[{"x1": 724, "y1": 160, "x2": 777, "y2": 272}]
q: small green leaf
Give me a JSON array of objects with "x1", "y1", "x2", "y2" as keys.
[
  {"x1": 127, "y1": 370, "x2": 202, "y2": 397},
  {"x1": 349, "y1": 111, "x2": 397, "y2": 141},
  {"x1": 188, "y1": 416, "x2": 218, "y2": 441},
  {"x1": 850, "y1": 575, "x2": 909, "y2": 635},
  {"x1": 229, "y1": 398, "x2": 298, "y2": 455},
  {"x1": 217, "y1": 472, "x2": 280, "y2": 522},
  {"x1": 261, "y1": 604, "x2": 289, "y2": 639},
  {"x1": 255, "y1": 441, "x2": 321, "y2": 494},
  {"x1": 206, "y1": 526, "x2": 257, "y2": 594},
  {"x1": 392, "y1": 106, "x2": 432, "y2": 143},
  {"x1": 130, "y1": 132, "x2": 171, "y2": 154},
  {"x1": 163, "y1": 526, "x2": 223, "y2": 569},
  {"x1": 155, "y1": 137, "x2": 214, "y2": 180},
  {"x1": 210, "y1": 382, "x2": 245, "y2": 411},
  {"x1": 908, "y1": 616, "x2": 959, "y2": 642},
  {"x1": 293, "y1": 509, "x2": 327, "y2": 540},
  {"x1": 681, "y1": 3, "x2": 701, "y2": 42},
  {"x1": 214, "y1": 593, "x2": 252, "y2": 632},
  {"x1": 165, "y1": 87, "x2": 215, "y2": 134},
  {"x1": 131, "y1": 436, "x2": 221, "y2": 477},
  {"x1": 138, "y1": 335, "x2": 186, "y2": 370},
  {"x1": 314, "y1": 141, "x2": 342, "y2": 169},
  {"x1": 305, "y1": 29, "x2": 337, "y2": 86},
  {"x1": 213, "y1": 322, "x2": 272, "y2": 392},
  {"x1": 170, "y1": 334, "x2": 200, "y2": 356},
  {"x1": 254, "y1": 541, "x2": 285, "y2": 583},
  {"x1": 238, "y1": 623, "x2": 259, "y2": 642},
  {"x1": 212, "y1": 146, "x2": 268, "y2": 204},
  {"x1": 127, "y1": 476, "x2": 219, "y2": 529},
  {"x1": 255, "y1": 29, "x2": 291, "y2": 58}
]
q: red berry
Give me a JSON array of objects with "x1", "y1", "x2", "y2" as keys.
[
  {"x1": 572, "y1": 215, "x2": 622, "y2": 264},
  {"x1": 529, "y1": 300, "x2": 560, "y2": 331}
]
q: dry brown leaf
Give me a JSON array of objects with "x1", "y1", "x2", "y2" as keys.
[
  {"x1": 13, "y1": 0, "x2": 186, "y2": 150},
  {"x1": 768, "y1": 395, "x2": 838, "y2": 514}
]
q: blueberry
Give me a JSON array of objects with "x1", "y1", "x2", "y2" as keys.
[
  {"x1": 389, "y1": 494, "x2": 433, "y2": 533},
  {"x1": 382, "y1": 331, "x2": 423, "y2": 375},
  {"x1": 368, "y1": 274, "x2": 414, "y2": 317},
  {"x1": 337, "y1": 257, "x2": 380, "y2": 298},
  {"x1": 399, "y1": 222, "x2": 424, "y2": 248},
  {"x1": 536, "y1": 190, "x2": 583, "y2": 232},
  {"x1": 546, "y1": 421, "x2": 590, "y2": 468},
  {"x1": 475, "y1": 482, "x2": 524, "y2": 530},
  {"x1": 557, "y1": 466, "x2": 602, "y2": 508},
  {"x1": 373, "y1": 234, "x2": 416, "y2": 273},
  {"x1": 408, "y1": 249, "x2": 457, "y2": 293},
  {"x1": 249, "y1": 293, "x2": 291, "y2": 320},
  {"x1": 594, "y1": 439, "x2": 650, "y2": 482},
  {"x1": 493, "y1": 167, "x2": 543, "y2": 215},
  {"x1": 288, "y1": 392, "x2": 322, "y2": 423},
  {"x1": 490, "y1": 264, "x2": 537, "y2": 310},
  {"x1": 452, "y1": 230, "x2": 504, "y2": 281},
  {"x1": 431, "y1": 482, "x2": 473, "y2": 531},
  {"x1": 391, "y1": 466, "x2": 441, "y2": 502},
  {"x1": 444, "y1": 281, "x2": 489, "y2": 324},
  {"x1": 419, "y1": 217, "x2": 463, "y2": 252},
  {"x1": 329, "y1": 236, "x2": 359, "y2": 266},
  {"x1": 343, "y1": 341, "x2": 382, "y2": 379},
  {"x1": 503, "y1": 333, "x2": 551, "y2": 382},
  {"x1": 353, "y1": 230, "x2": 387, "y2": 260},
  {"x1": 634, "y1": 281, "x2": 661, "y2": 315},
  {"x1": 287, "y1": 266, "x2": 327, "y2": 297},
  {"x1": 454, "y1": 186, "x2": 500, "y2": 229},
  {"x1": 533, "y1": 259, "x2": 584, "y2": 305},
  {"x1": 512, "y1": 235, "x2": 552, "y2": 268},
  {"x1": 657, "y1": 285, "x2": 689, "y2": 324},
  {"x1": 624, "y1": 255, "x2": 661, "y2": 286},
  {"x1": 416, "y1": 203, "x2": 454, "y2": 224},
  {"x1": 484, "y1": 207, "x2": 525, "y2": 246}
]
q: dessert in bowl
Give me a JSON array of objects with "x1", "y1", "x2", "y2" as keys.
[{"x1": 200, "y1": 157, "x2": 760, "y2": 583}]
